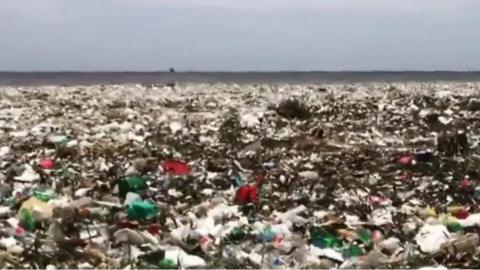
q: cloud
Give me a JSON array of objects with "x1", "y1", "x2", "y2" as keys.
[
  {"x1": 0, "y1": 0, "x2": 70, "y2": 22},
  {"x1": 150, "y1": 0, "x2": 472, "y2": 14},
  {"x1": 1, "y1": 0, "x2": 480, "y2": 70},
  {"x1": 1, "y1": 0, "x2": 474, "y2": 20}
]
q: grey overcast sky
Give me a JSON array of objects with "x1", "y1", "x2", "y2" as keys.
[{"x1": 1, "y1": 0, "x2": 479, "y2": 71}]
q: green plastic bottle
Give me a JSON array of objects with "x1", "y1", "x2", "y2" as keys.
[
  {"x1": 159, "y1": 258, "x2": 176, "y2": 269},
  {"x1": 446, "y1": 222, "x2": 463, "y2": 233},
  {"x1": 127, "y1": 200, "x2": 158, "y2": 220},
  {"x1": 311, "y1": 227, "x2": 342, "y2": 249},
  {"x1": 119, "y1": 176, "x2": 148, "y2": 198},
  {"x1": 20, "y1": 209, "x2": 36, "y2": 231},
  {"x1": 357, "y1": 229, "x2": 372, "y2": 245},
  {"x1": 33, "y1": 189, "x2": 57, "y2": 202},
  {"x1": 343, "y1": 245, "x2": 363, "y2": 257}
]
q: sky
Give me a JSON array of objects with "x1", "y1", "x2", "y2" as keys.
[{"x1": 1, "y1": 0, "x2": 479, "y2": 71}]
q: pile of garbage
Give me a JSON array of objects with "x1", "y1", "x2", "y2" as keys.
[{"x1": 0, "y1": 82, "x2": 480, "y2": 268}]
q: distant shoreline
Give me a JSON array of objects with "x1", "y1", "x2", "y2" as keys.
[{"x1": 2, "y1": 71, "x2": 480, "y2": 86}]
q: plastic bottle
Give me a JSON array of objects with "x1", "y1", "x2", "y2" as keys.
[
  {"x1": 343, "y1": 244, "x2": 363, "y2": 258},
  {"x1": 310, "y1": 227, "x2": 342, "y2": 249},
  {"x1": 232, "y1": 173, "x2": 243, "y2": 187},
  {"x1": 446, "y1": 222, "x2": 463, "y2": 233},
  {"x1": 127, "y1": 200, "x2": 158, "y2": 220},
  {"x1": 259, "y1": 225, "x2": 277, "y2": 242},
  {"x1": 357, "y1": 229, "x2": 372, "y2": 245},
  {"x1": 33, "y1": 188, "x2": 57, "y2": 202},
  {"x1": 20, "y1": 209, "x2": 35, "y2": 231},
  {"x1": 159, "y1": 258, "x2": 175, "y2": 269}
]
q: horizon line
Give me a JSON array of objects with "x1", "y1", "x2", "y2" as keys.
[{"x1": 1, "y1": 70, "x2": 480, "y2": 73}]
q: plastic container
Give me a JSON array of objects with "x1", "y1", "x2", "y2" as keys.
[
  {"x1": 119, "y1": 176, "x2": 148, "y2": 198},
  {"x1": 127, "y1": 200, "x2": 158, "y2": 220}
]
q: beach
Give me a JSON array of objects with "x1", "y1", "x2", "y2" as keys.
[{"x1": 0, "y1": 82, "x2": 480, "y2": 268}]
